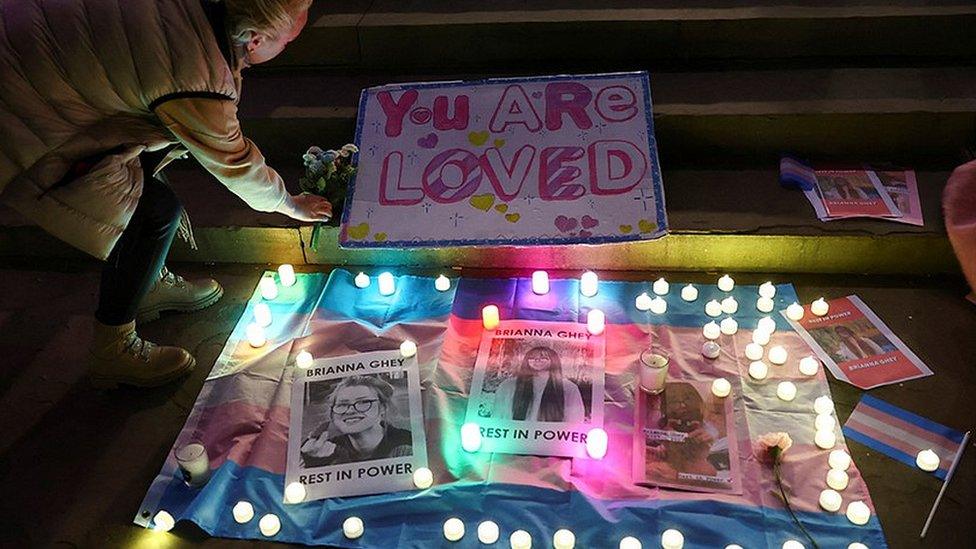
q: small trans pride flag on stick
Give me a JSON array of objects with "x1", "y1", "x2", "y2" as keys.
[{"x1": 843, "y1": 394, "x2": 969, "y2": 480}]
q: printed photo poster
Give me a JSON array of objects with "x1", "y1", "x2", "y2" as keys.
[
  {"x1": 871, "y1": 169, "x2": 924, "y2": 226},
  {"x1": 632, "y1": 381, "x2": 742, "y2": 494},
  {"x1": 466, "y1": 320, "x2": 606, "y2": 458},
  {"x1": 784, "y1": 295, "x2": 933, "y2": 390},
  {"x1": 286, "y1": 350, "x2": 428, "y2": 501},
  {"x1": 341, "y1": 72, "x2": 668, "y2": 248},
  {"x1": 812, "y1": 170, "x2": 900, "y2": 218}
]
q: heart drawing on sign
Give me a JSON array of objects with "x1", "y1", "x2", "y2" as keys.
[
  {"x1": 469, "y1": 194, "x2": 495, "y2": 211},
  {"x1": 417, "y1": 133, "x2": 438, "y2": 149},
  {"x1": 555, "y1": 215, "x2": 578, "y2": 233},
  {"x1": 638, "y1": 219, "x2": 657, "y2": 233},
  {"x1": 619, "y1": 224, "x2": 633, "y2": 234},
  {"x1": 467, "y1": 131, "x2": 490, "y2": 146},
  {"x1": 581, "y1": 215, "x2": 599, "y2": 229},
  {"x1": 493, "y1": 139, "x2": 506, "y2": 148},
  {"x1": 578, "y1": 230, "x2": 592, "y2": 238},
  {"x1": 347, "y1": 222, "x2": 370, "y2": 240},
  {"x1": 494, "y1": 204, "x2": 508, "y2": 213},
  {"x1": 505, "y1": 213, "x2": 521, "y2": 223},
  {"x1": 373, "y1": 232, "x2": 388, "y2": 242}
]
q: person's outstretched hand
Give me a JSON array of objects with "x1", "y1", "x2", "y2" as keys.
[{"x1": 276, "y1": 193, "x2": 332, "y2": 222}]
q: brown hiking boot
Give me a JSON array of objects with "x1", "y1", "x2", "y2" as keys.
[
  {"x1": 89, "y1": 320, "x2": 195, "y2": 388},
  {"x1": 136, "y1": 266, "x2": 223, "y2": 323}
]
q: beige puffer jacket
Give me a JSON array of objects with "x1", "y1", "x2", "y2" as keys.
[{"x1": 0, "y1": 0, "x2": 288, "y2": 259}]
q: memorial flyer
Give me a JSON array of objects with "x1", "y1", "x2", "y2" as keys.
[
  {"x1": 632, "y1": 381, "x2": 742, "y2": 494},
  {"x1": 784, "y1": 295, "x2": 933, "y2": 390},
  {"x1": 465, "y1": 320, "x2": 606, "y2": 458},
  {"x1": 286, "y1": 349, "x2": 428, "y2": 501}
]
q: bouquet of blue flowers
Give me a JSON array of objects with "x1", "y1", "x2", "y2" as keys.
[{"x1": 299, "y1": 144, "x2": 358, "y2": 249}]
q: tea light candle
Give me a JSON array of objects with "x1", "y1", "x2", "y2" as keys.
[
  {"x1": 681, "y1": 284, "x2": 699, "y2": 302},
  {"x1": 916, "y1": 449, "x2": 940, "y2": 472},
  {"x1": 711, "y1": 378, "x2": 731, "y2": 398},
  {"x1": 815, "y1": 414, "x2": 836, "y2": 432},
  {"x1": 253, "y1": 303, "x2": 272, "y2": 327},
  {"x1": 702, "y1": 341, "x2": 721, "y2": 360},
  {"x1": 756, "y1": 297, "x2": 775, "y2": 313},
  {"x1": 152, "y1": 510, "x2": 175, "y2": 532},
  {"x1": 726, "y1": 546, "x2": 744, "y2": 549},
  {"x1": 532, "y1": 270, "x2": 549, "y2": 295},
  {"x1": 175, "y1": 443, "x2": 209, "y2": 485},
  {"x1": 277, "y1": 264, "x2": 296, "y2": 287},
  {"x1": 703, "y1": 321, "x2": 721, "y2": 340},
  {"x1": 757, "y1": 316, "x2": 776, "y2": 334},
  {"x1": 749, "y1": 360, "x2": 769, "y2": 380},
  {"x1": 296, "y1": 350, "x2": 313, "y2": 369},
  {"x1": 413, "y1": 467, "x2": 434, "y2": 489},
  {"x1": 829, "y1": 450, "x2": 852, "y2": 471},
  {"x1": 586, "y1": 427, "x2": 609, "y2": 459},
  {"x1": 721, "y1": 296, "x2": 739, "y2": 314},
  {"x1": 752, "y1": 329, "x2": 771, "y2": 346},
  {"x1": 720, "y1": 317, "x2": 738, "y2": 335},
  {"x1": 580, "y1": 271, "x2": 598, "y2": 297},
  {"x1": 649, "y1": 296, "x2": 668, "y2": 314},
  {"x1": 246, "y1": 323, "x2": 266, "y2": 348},
  {"x1": 482, "y1": 305, "x2": 500, "y2": 330},
  {"x1": 717, "y1": 274, "x2": 735, "y2": 292},
  {"x1": 553, "y1": 528, "x2": 576, "y2": 549},
  {"x1": 478, "y1": 521, "x2": 500, "y2": 544},
  {"x1": 259, "y1": 513, "x2": 281, "y2": 537},
  {"x1": 232, "y1": 501, "x2": 254, "y2": 523},
  {"x1": 705, "y1": 300, "x2": 722, "y2": 317},
  {"x1": 587, "y1": 309, "x2": 606, "y2": 335},
  {"x1": 461, "y1": 422, "x2": 482, "y2": 452},
  {"x1": 745, "y1": 342, "x2": 765, "y2": 361},
  {"x1": 399, "y1": 340, "x2": 417, "y2": 358},
  {"x1": 619, "y1": 536, "x2": 642, "y2": 549},
  {"x1": 635, "y1": 292, "x2": 653, "y2": 311},
  {"x1": 849, "y1": 544, "x2": 868, "y2": 549},
  {"x1": 259, "y1": 277, "x2": 278, "y2": 300},
  {"x1": 799, "y1": 356, "x2": 820, "y2": 376},
  {"x1": 846, "y1": 501, "x2": 871, "y2": 525},
  {"x1": 435, "y1": 275, "x2": 451, "y2": 292},
  {"x1": 354, "y1": 272, "x2": 370, "y2": 288},
  {"x1": 827, "y1": 469, "x2": 850, "y2": 491},
  {"x1": 653, "y1": 277, "x2": 669, "y2": 295},
  {"x1": 776, "y1": 381, "x2": 797, "y2": 401},
  {"x1": 815, "y1": 429, "x2": 837, "y2": 450},
  {"x1": 814, "y1": 396, "x2": 835, "y2": 415},
  {"x1": 510, "y1": 529, "x2": 532, "y2": 549},
  {"x1": 661, "y1": 529, "x2": 684, "y2": 549},
  {"x1": 343, "y1": 516, "x2": 364, "y2": 539},
  {"x1": 768, "y1": 345, "x2": 788, "y2": 365},
  {"x1": 444, "y1": 518, "x2": 465, "y2": 542},
  {"x1": 378, "y1": 272, "x2": 396, "y2": 296},
  {"x1": 782, "y1": 541, "x2": 804, "y2": 549},
  {"x1": 811, "y1": 297, "x2": 829, "y2": 316},
  {"x1": 819, "y1": 489, "x2": 842, "y2": 512},
  {"x1": 759, "y1": 281, "x2": 776, "y2": 299},
  {"x1": 786, "y1": 302, "x2": 804, "y2": 320},
  {"x1": 284, "y1": 481, "x2": 306, "y2": 504}
]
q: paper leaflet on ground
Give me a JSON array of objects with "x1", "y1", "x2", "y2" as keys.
[
  {"x1": 632, "y1": 380, "x2": 742, "y2": 494},
  {"x1": 783, "y1": 295, "x2": 932, "y2": 390},
  {"x1": 465, "y1": 319, "x2": 605, "y2": 457},
  {"x1": 286, "y1": 349, "x2": 428, "y2": 501},
  {"x1": 872, "y1": 169, "x2": 923, "y2": 226}
]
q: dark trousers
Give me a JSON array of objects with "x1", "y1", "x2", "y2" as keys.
[{"x1": 94, "y1": 151, "x2": 183, "y2": 326}]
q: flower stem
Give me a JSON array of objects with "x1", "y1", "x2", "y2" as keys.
[{"x1": 774, "y1": 459, "x2": 820, "y2": 549}]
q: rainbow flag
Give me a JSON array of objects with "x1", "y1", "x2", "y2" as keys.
[{"x1": 843, "y1": 394, "x2": 967, "y2": 480}]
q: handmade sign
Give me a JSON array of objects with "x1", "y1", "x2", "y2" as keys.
[
  {"x1": 286, "y1": 349, "x2": 427, "y2": 500},
  {"x1": 341, "y1": 72, "x2": 668, "y2": 247},
  {"x1": 465, "y1": 319, "x2": 605, "y2": 457},
  {"x1": 785, "y1": 295, "x2": 932, "y2": 389}
]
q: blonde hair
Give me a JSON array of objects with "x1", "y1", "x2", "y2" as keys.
[{"x1": 223, "y1": 0, "x2": 312, "y2": 43}]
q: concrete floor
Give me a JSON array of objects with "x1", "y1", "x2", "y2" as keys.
[{"x1": 0, "y1": 260, "x2": 973, "y2": 548}]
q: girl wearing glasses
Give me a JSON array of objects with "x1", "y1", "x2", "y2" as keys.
[
  {"x1": 301, "y1": 375, "x2": 412, "y2": 467},
  {"x1": 492, "y1": 346, "x2": 586, "y2": 423}
]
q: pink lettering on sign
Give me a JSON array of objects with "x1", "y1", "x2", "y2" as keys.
[
  {"x1": 377, "y1": 89, "x2": 419, "y2": 137},
  {"x1": 433, "y1": 95, "x2": 470, "y2": 131},
  {"x1": 595, "y1": 85, "x2": 638, "y2": 122},
  {"x1": 545, "y1": 82, "x2": 593, "y2": 131},
  {"x1": 490, "y1": 85, "x2": 542, "y2": 133},
  {"x1": 588, "y1": 140, "x2": 646, "y2": 195},
  {"x1": 423, "y1": 148, "x2": 483, "y2": 203},
  {"x1": 379, "y1": 152, "x2": 423, "y2": 205},
  {"x1": 539, "y1": 146, "x2": 586, "y2": 201},
  {"x1": 481, "y1": 145, "x2": 536, "y2": 201}
]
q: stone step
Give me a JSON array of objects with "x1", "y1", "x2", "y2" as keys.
[
  {"x1": 237, "y1": 67, "x2": 976, "y2": 169},
  {"x1": 275, "y1": 1, "x2": 976, "y2": 70},
  {"x1": 0, "y1": 164, "x2": 956, "y2": 275}
]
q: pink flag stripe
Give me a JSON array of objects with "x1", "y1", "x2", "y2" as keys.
[
  {"x1": 844, "y1": 417, "x2": 950, "y2": 474},
  {"x1": 856, "y1": 404, "x2": 962, "y2": 452}
]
